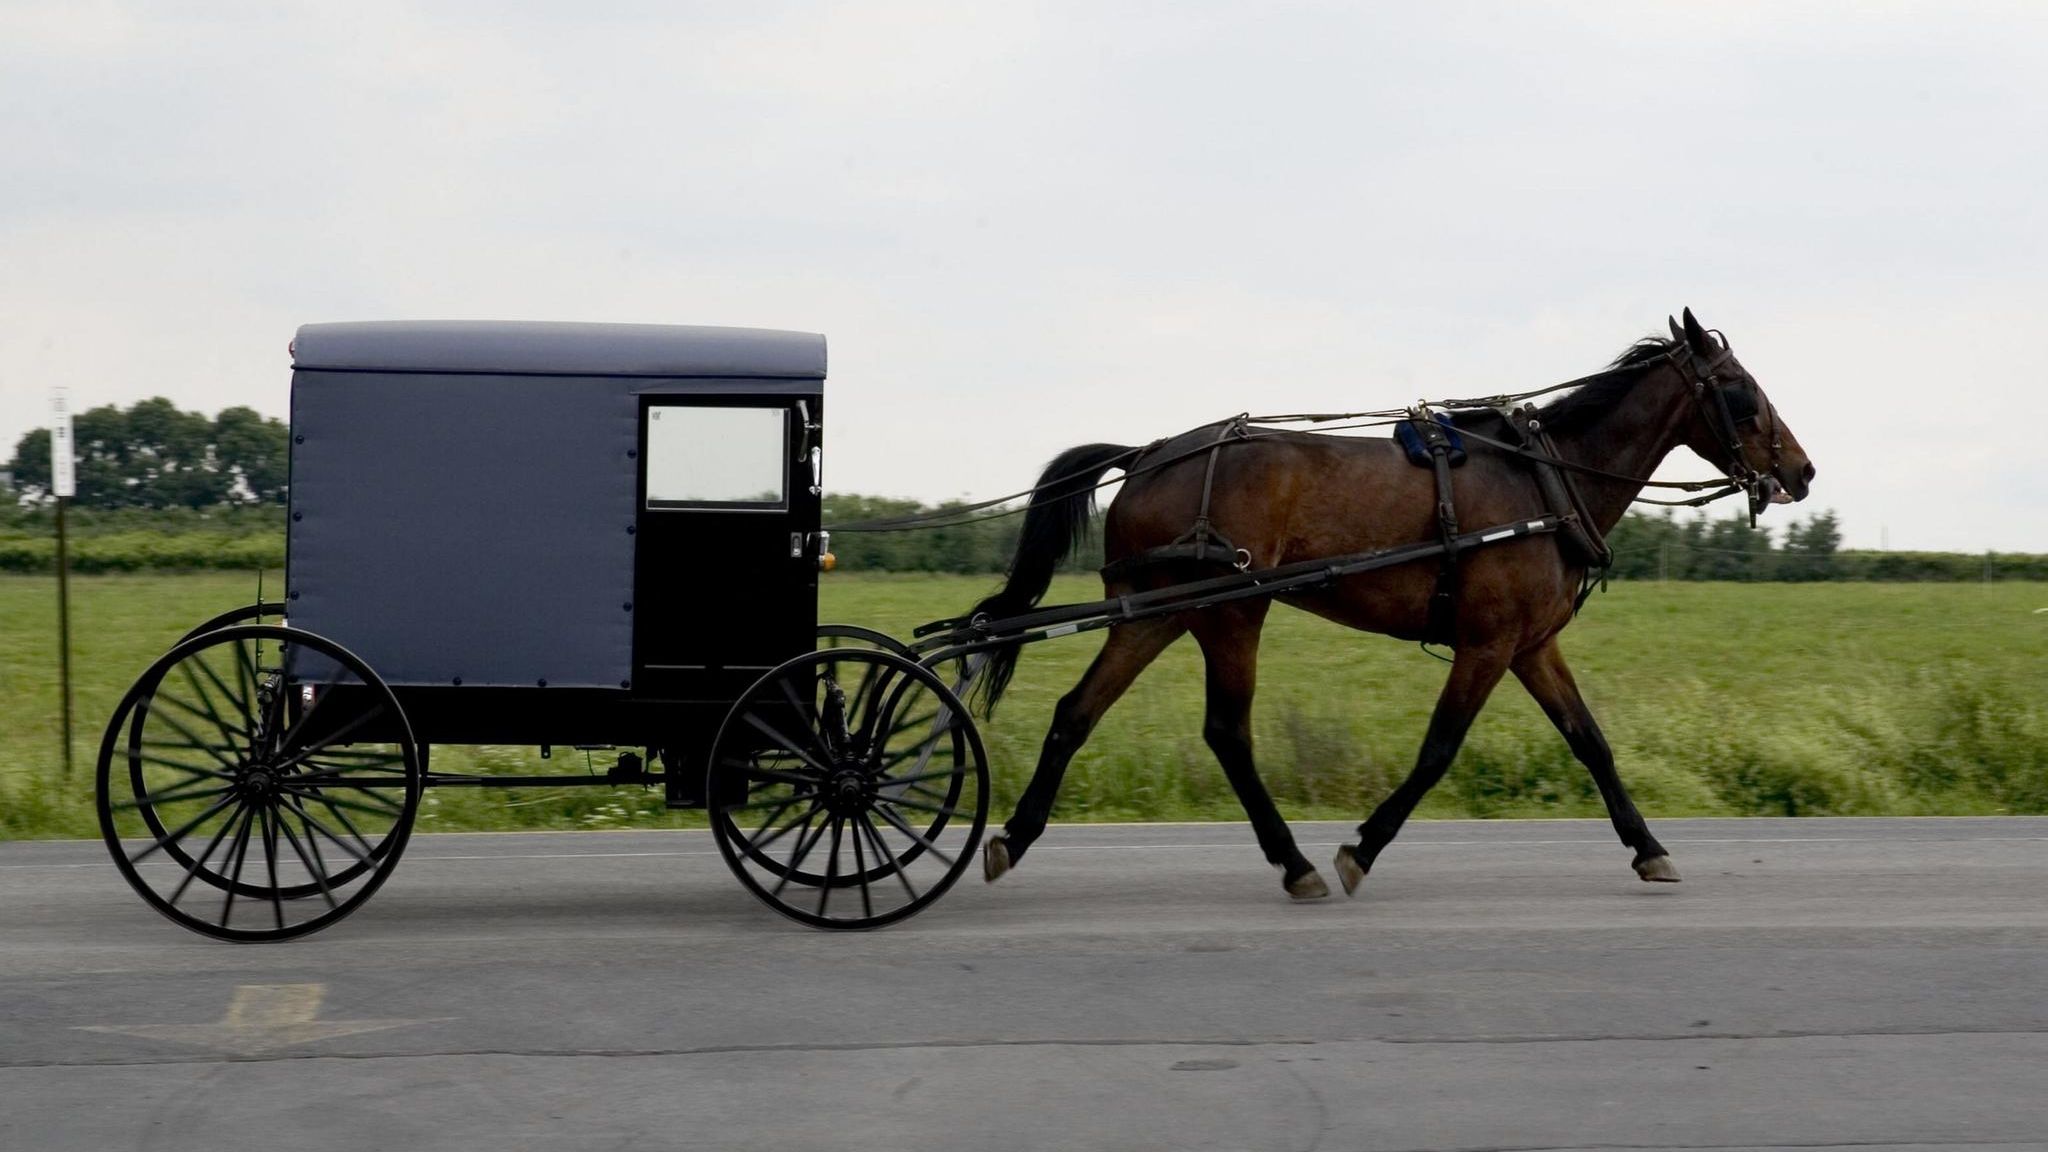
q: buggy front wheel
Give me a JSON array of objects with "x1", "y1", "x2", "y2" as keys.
[{"x1": 708, "y1": 647, "x2": 988, "y2": 930}]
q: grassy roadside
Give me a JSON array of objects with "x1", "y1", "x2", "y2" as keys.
[{"x1": 3, "y1": 573, "x2": 2044, "y2": 839}]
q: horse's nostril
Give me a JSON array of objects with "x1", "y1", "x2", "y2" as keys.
[{"x1": 1801, "y1": 462, "x2": 1816, "y2": 483}]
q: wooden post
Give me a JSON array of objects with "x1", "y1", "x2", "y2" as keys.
[
  {"x1": 56, "y1": 495, "x2": 73, "y2": 781},
  {"x1": 51, "y1": 388, "x2": 76, "y2": 781}
]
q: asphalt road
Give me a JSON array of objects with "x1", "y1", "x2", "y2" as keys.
[{"x1": 4, "y1": 817, "x2": 2046, "y2": 1152}]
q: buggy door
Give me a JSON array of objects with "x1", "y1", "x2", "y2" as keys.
[{"x1": 632, "y1": 395, "x2": 819, "y2": 701}]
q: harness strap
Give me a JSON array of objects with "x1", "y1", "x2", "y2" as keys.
[
  {"x1": 1100, "y1": 418, "x2": 1252, "y2": 583},
  {"x1": 1501, "y1": 406, "x2": 1613, "y2": 571}
]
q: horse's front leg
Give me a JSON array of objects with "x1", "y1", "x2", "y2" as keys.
[
  {"x1": 1511, "y1": 637, "x2": 1679, "y2": 882},
  {"x1": 1336, "y1": 641, "x2": 1514, "y2": 895},
  {"x1": 984, "y1": 616, "x2": 1185, "y2": 882}
]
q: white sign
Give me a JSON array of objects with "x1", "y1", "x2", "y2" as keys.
[{"x1": 51, "y1": 390, "x2": 75, "y2": 498}]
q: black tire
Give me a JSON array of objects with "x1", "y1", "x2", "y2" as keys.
[
  {"x1": 97, "y1": 625, "x2": 420, "y2": 942},
  {"x1": 178, "y1": 601, "x2": 288, "y2": 645},
  {"x1": 816, "y1": 623, "x2": 912, "y2": 656},
  {"x1": 708, "y1": 647, "x2": 988, "y2": 930}
]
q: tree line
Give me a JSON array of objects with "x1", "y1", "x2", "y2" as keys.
[{"x1": 7, "y1": 398, "x2": 287, "y2": 508}]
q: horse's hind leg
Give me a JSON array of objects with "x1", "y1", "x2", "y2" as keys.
[
  {"x1": 1337, "y1": 642, "x2": 1513, "y2": 895},
  {"x1": 1189, "y1": 605, "x2": 1324, "y2": 900},
  {"x1": 984, "y1": 615, "x2": 1185, "y2": 882},
  {"x1": 1511, "y1": 638, "x2": 1679, "y2": 882}
]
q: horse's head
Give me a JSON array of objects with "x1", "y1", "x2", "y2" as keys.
[{"x1": 1669, "y1": 308, "x2": 1814, "y2": 511}]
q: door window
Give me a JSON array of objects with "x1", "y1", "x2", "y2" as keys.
[{"x1": 644, "y1": 406, "x2": 788, "y2": 510}]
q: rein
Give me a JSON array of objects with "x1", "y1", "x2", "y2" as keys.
[{"x1": 824, "y1": 340, "x2": 1777, "y2": 534}]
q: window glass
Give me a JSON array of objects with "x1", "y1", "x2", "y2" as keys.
[{"x1": 645, "y1": 406, "x2": 787, "y2": 509}]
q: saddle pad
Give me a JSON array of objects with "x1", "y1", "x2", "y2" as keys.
[{"x1": 1395, "y1": 413, "x2": 1468, "y2": 468}]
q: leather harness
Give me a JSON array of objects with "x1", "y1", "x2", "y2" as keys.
[{"x1": 1097, "y1": 338, "x2": 1780, "y2": 649}]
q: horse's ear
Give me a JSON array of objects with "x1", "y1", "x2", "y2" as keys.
[
  {"x1": 1681, "y1": 307, "x2": 1711, "y2": 352},
  {"x1": 1668, "y1": 315, "x2": 1685, "y2": 345}
]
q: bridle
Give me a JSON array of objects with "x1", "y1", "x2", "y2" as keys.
[{"x1": 1678, "y1": 331, "x2": 1786, "y2": 525}]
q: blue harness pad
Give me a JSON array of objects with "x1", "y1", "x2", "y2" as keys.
[{"x1": 1395, "y1": 413, "x2": 1467, "y2": 468}]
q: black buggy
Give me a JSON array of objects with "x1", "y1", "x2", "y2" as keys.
[{"x1": 97, "y1": 322, "x2": 989, "y2": 940}]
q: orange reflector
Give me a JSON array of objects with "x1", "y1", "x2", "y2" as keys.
[{"x1": 820, "y1": 553, "x2": 837, "y2": 572}]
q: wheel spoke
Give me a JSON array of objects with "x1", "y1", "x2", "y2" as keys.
[
  {"x1": 746, "y1": 799, "x2": 823, "y2": 858},
  {"x1": 880, "y1": 707, "x2": 941, "y2": 744},
  {"x1": 769, "y1": 811, "x2": 828, "y2": 899},
  {"x1": 233, "y1": 637, "x2": 263, "y2": 723},
  {"x1": 260, "y1": 807, "x2": 286, "y2": 930},
  {"x1": 287, "y1": 799, "x2": 374, "y2": 866},
  {"x1": 849, "y1": 814, "x2": 874, "y2": 919},
  {"x1": 126, "y1": 752, "x2": 236, "y2": 781},
  {"x1": 274, "y1": 809, "x2": 337, "y2": 909},
  {"x1": 110, "y1": 778, "x2": 234, "y2": 812},
  {"x1": 872, "y1": 802, "x2": 958, "y2": 869},
  {"x1": 165, "y1": 805, "x2": 245, "y2": 908},
  {"x1": 872, "y1": 793, "x2": 961, "y2": 818},
  {"x1": 721, "y1": 792, "x2": 810, "y2": 818},
  {"x1": 127, "y1": 793, "x2": 241, "y2": 866},
  {"x1": 817, "y1": 817, "x2": 844, "y2": 917},
  {"x1": 740, "y1": 711, "x2": 833, "y2": 775},
  {"x1": 218, "y1": 806, "x2": 258, "y2": 928},
  {"x1": 137, "y1": 699, "x2": 242, "y2": 773},
  {"x1": 844, "y1": 660, "x2": 891, "y2": 750},
  {"x1": 737, "y1": 764, "x2": 823, "y2": 790},
  {"x1": 273, "y1": 703, "x2": 388, "y2": 774},
  {"x1": 288, "y1": 788, "x2": 384, "y2": 857},
  {"x1": 874, "y1": 766, "x2": 968, "y2": 789},
  {"x1": 194, "y1": 641, "x2": 260, "y2": 736},
  {"x1": 773, "y1": 677, "x2": 836, "y2": 763},
  {"x1": 857, "y1": 812, "x2": 920, "y2": 903},
  {"x1": 276, "y1": 784, "x2": 404, "y2": 818},
  {"x1": 159, "y1": 679, "x2": 249, "y2": 748}
]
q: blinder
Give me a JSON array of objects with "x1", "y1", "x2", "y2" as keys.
[
  {"x1": 1718, "y1": 382, "x2": 1758, "y2": 425},
  {"x1": 1677, "y1": 331, "x2": 1782, "y2": 524}
]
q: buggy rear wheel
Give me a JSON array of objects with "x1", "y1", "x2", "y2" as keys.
[
  {"x1": 709, "y1": 647, "x2": 988, "y2": 929},
  {"x1": 97, "y1": 625, "x2": 421, "y2": 942}
]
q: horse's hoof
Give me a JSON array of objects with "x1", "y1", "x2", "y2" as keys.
[
  {"x1": 1285, "y1": 868, "x2": 1329, "y2": 901},
  {"x1": 984, "y1": 836, "x2": 1012, "y2": 883},
  {"x1": 1334, "y1": 845, "x2": 1366, "y2": 897},
  {"x1": 1634, "y1": 854, "x2": 1682, "y2": 883}
]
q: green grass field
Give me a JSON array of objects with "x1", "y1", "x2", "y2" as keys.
[{"x1": 3, "y1": 572, "x2": 2044, "y2": 839}]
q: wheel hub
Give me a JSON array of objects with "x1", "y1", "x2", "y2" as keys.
[
  {"x1": 821, "y1": 767, "x2": 871, "y2": 817},
  {"x1": 239, "y1": 766, "x2": 280, "y2": 804}
]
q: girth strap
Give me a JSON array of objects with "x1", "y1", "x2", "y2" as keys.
[{"x1": 1409, "y1": 409, "x2": 1461, "y2": 647}]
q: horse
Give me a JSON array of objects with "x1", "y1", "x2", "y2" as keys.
[{"x1": 964, "y1": 309, "x2": 1815, "y2": 900}]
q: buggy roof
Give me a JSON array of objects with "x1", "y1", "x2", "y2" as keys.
[{"x1": 291, "y1": 320, "x2": 826, "y2": 379}]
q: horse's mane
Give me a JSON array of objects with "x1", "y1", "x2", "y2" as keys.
[{"x1": 1450, "y1": 335, "x2": 1678, "y2": 436}]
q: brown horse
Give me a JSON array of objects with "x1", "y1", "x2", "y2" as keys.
[{"x1": 966, "y1": 309, "x2": 1814, "y2": 899}]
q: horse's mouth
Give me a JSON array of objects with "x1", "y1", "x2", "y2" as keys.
[{"x1": 1770, "y1": 489, "x2": 1794, "y2": 505}]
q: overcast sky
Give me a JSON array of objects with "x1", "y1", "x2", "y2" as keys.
[{"x1": 3, "y1": 1, "x2": 2043, "y2": 550}]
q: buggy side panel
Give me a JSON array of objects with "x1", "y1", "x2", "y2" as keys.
[{"x1": 288, "y1": 371, "x2": 638, "y2": 689}]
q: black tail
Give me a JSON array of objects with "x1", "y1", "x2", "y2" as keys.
[{"x1": 967, "y1": 442, "x2": 1135, "y2": 718}]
